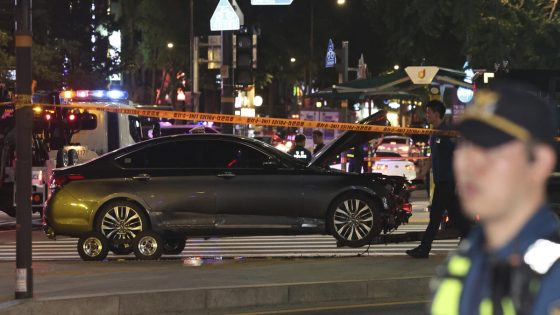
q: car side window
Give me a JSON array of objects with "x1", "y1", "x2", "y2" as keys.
[
  {"x1": 204, "y1": 141, "x2": 270, "y2": 169},
  {"x1": 117, "y1": 140, "x2": 202, "y2": 168}
]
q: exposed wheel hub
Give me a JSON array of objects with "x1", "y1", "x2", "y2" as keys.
[{"x1": 83, "y1": 238, "x2": 102, "y2": 257}]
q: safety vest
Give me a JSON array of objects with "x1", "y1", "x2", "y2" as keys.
[{"x1": 431, "y1": 232, "x2": 560, "y2": 315}]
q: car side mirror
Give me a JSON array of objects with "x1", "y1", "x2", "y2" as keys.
[{"x1": 263, "y1": 160, "x2": 280, "y2": 169}]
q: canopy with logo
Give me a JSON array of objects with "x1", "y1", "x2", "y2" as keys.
[{"x1": 311, "y1": 66, "x2": 473, "y2": 100}]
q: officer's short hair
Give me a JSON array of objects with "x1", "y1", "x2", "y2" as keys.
[
  {"x1": 426, "y1": 100, "x2": 446, "y2": 119},
  {"x1": 295, "y1": 134, "x2": 306, "y2": 143},
  {"x1": 312, "y1": 130, "x2": 323, "y2": 137}
]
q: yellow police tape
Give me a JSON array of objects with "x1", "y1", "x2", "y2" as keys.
[
  {"x1": 15, "y1": 95, "x2": 32, "y2": 109},
  {"x1": 34, "y1": 102, "x2": 457, "y2": 137}
]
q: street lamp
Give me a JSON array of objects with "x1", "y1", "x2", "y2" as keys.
[
  {"x1": 290, "y1": 57, "x2": 296, "y2": 63},
  {"x1": 167, "y1": 42, "x2": 175, "y2": 49},
  {"x1": 337, "y1": 0, "x2": 346, "y2": 5},
  {"x1": 393, "y1": 64, "x2": 400, "y2": 70}
]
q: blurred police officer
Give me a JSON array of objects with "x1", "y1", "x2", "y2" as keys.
[
  {"x1": 431, "y1": 82, "x2": 560, "y2": 315},
  {"x1": 407, "y1": 100, "x2": 471, "y2": 258},
  {"x1": 312, "y1": 130, "x2": 325, "y2": 155},
  {"x1": 289, "y1": 134, "x2": 312, "y2": 163}
]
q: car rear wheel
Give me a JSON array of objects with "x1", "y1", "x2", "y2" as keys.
[
  {"x1": 77, "y1": 232, "x2": 109, "y2": 261},
  {"x1": 328, "y1": 193, "x2": 381, "y2": 248},
  {"x1": 133, "y1": 231, "x2": 163, "y2": 260},
  {"x1": 96, "y1": 201, "x2": 147, "y2": 255},
  {"x1": 163, "y1": 237, "x2": 186, "y2": 255}
]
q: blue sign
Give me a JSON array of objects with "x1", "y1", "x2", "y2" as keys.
[
  {"x1": 325, "y1": 39, "x2": 336, "y2": 68},
  {"x1": 210, "y1": 0, "x2": 240, "y2": 31},
  {"x1": 251, "y1": 0, "x2": 293, "y2": 5}
]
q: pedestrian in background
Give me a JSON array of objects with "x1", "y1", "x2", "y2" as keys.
[
  {"x1": 431, "y1": 82, "x2": 560, "y2": 315},
  {"x1": 312, "y1": 130, "x2": 325, "y2": 155},
  {"x1": 406, "y1": 100, "x2": 471, "y2": 258},
  {"x1": 289, "y1": 134, "x2": 312, "y2": 163}
]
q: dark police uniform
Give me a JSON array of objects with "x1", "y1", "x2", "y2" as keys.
[
  {"x1": 432, "y1": 205, "x2": 560, "y2": 315},
  {"x1": 421, "y1": 122, "x2": 470, "y2": 250},
  {"x1": 313, "y1": 142, "x2": 325, "y2": 155},
  {"x1": 290, "y1": 145, "x2": 312, "y2": 164}
]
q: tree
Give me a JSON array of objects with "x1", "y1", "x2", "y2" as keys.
[
  {"x1": 0, "y1": 30, "x2": 15, "y2": 86},
  {"x1": 361, "y1": 0, "x2": 560, "y2": 71}
]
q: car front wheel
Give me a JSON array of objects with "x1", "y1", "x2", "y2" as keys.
[
  {"x1": 96, "y1": 201, "x2": 147, "y2": 255},
  {"x1": 328, "y1": 193, "x2": 381, "y2": 248}
]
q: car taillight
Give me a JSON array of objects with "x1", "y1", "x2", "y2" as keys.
[
  {"x1": 32, "y1": 193, "x2": 43, "y2": 205},
  {"x1": 402, "y1": 203, "x2": 412, "y2": 213},
  {"x1": 50, "y1": 174, "x2": 85, "y2": 192}
]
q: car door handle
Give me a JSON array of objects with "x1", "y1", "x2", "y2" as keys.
[
  {"x1": 132, "y1": 174, "x2": 151, "y2": 181},
  {"x1": 217, "y1": 172, "x2": 236, "y2": 179}
]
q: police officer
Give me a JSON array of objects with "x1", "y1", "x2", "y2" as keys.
[
  {"x1": 431, "y1": 82, "x2": 560, "y2": 315},
  {"x1": 289, "y1": 134, "x2": 312, "y2": 163},
  {"x1": 407, "y1": 100, "x2": 471, "y2": 258},
  {"x1": 312, "y1": 130, "x2": 325, "y2": 155}
]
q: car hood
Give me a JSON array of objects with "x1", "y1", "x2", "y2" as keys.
[{"x1": 309, "y1": 110, "x2": 389, "y2": 168}]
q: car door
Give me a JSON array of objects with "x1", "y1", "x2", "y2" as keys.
[
  {"x1": 208, "y1": 139, "x2": 303, "y2": 229},
  {"x1": 117, "y1": 139, "x2": 216, "y2": 228}
]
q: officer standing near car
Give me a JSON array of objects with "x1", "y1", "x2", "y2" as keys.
[
  {"x1": 312, "y1": 130, "x2": 325, "y2": 155},
  {"x1": 407, "y1": 100, "x2": 471, "y2": 258},
  {"x1": 289, "y1": 134, "x2": 312, "y2": 163},
  {"x1": 431, "y1": 82, "x2": 560, "y2": 315}
]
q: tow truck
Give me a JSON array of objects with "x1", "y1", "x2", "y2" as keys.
[{"x1": 0, "y1": 90, "x2": 142, "y2": 217}]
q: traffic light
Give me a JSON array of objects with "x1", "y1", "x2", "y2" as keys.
[{"x1": 235, "y1": 33, "x2": 255, "y2": 86}]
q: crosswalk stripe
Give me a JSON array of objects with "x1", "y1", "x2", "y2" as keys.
[
  {"x1": 0, "y1": 222, "x2": 462, "y2": 261},
  {"x1": 0, "y1": 240, "x2": 459, "y2": 261}
]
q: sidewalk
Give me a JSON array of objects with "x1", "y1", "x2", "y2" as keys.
[{"x1": 0, "y1": 255, "x2": 443, "y2": 314}]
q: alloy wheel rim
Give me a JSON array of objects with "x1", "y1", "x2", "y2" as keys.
[
  {"x1": 333, "y1": 199, "x2": 374, "y2": 241},
  {"x1": 138, "y1": 236, "x2": 158, "y2": 256},
  {"x1": 83, "y1": 237, "x2": 102, "y2": 257},
  {"x1": 101, "y1": 206, "x2": 143, "y2": 242}
]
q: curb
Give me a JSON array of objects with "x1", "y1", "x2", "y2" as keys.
[{"x1": 0, "y1": 277, "x2": 432, "y2": 315}]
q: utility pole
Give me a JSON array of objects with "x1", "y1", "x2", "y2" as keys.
[
  {"x1": 14, "y1": 0, "x2": 33, "y2": 299},
  {"x1": 189, "y1": 0, "x2": 198, "y2": 112},
  {"x1": 335, "y1": 41, "x2": 348, "y2": 83},
  {"x1": 193, "y1": 36, "x2": 199, "y2": 112},
  {"x1": 308, "y1": 0, "x2": 314, "y2": 97},
  {"x1": 221, "y1": 31, "x2": 234, "y2": 134}
]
